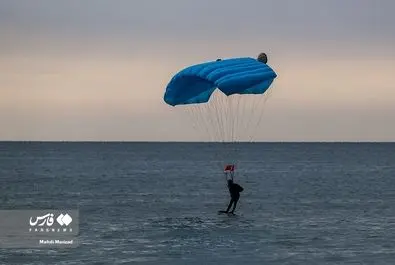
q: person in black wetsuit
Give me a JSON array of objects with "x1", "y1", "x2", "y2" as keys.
[{"x1": 225, "y1": 178, "x2": 244, "y2": 214}]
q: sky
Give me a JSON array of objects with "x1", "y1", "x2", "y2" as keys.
[{"x1": 1, "y1": 0, "x2": 394, "y2": 141}]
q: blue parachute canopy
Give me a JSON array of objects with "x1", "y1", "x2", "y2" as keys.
[{"x1": 164, "y1": 57, "x2": 277, "y2": 106}]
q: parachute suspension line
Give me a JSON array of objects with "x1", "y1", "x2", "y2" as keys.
[
  {"x1": 234, "y1": 96, "x2": 239, "y2": 142},
  {"x1": 228, "y1": 95, "x2": 234, "y2": 142},
  {"x1": 229, "y1": 95, "x2": 235, "y2": 142},
  {"x1": 223, "y1": 92, "x2": 234, "y2": 167},
  {"x1": 199, "y1": 101, "x2": 214, "y2": 141},
  {"x1": 244, "y1": 96, "x2": 261, "y2": 141},
  {"x1": 209, "y1": 90, "x2": 225, "y2": 142},
  {"x1": 228, "y1": 95, "x2": 237, "y2": 165},
  {"x1": 207, "y1": 93, "x2": 219, "y2": 168},
  {"x1": 214, "y1": 92, "x2": 227, "y2": 142},
  {"x1": 212, "y1": 92, "x2": 228, "y2": 169},
  {"x1": 182, "y1": 86, "x2": 274, "y2": 172},
  {"x1": 234, "y1": 96, "x2": 240, "y2": 142},
  {"x1": 234, "y1": 94, "x2": 248, "y2": 169},
  {"x1": 231, "y1": 95, "x2": 239, "y2": 142},
  {"x1": 185, "y1": 106, "x2": 210, "y2": 142},
  {"x1": 221, "y1": 92, "x2": 233, "y2": 168},
  {"x1": 232, "y1": 95, "x2": 242, "y2": 167},
  {"x1": 217, "y1": 94, "x2": 231, "y2": 168},
  {"x1": 218, "y1": 94, "x2": 242, "y2": 171},
  {"x1": 228, "y1": 92, "x2": 268, "y2": 170},
  {"x1": 222, "y1": 92, "x2": 238, "y2": 170},
  {"x1": 204, "y1": 102, "x2": 218, "y2": 141},
  {"x1": 207, "y1": 91, "x2": 226, "y2": 168},
  {"x1": 248, "y1": 88, "x2": 274, "y2": 142},
  {"x1": 216, "y1": 92, "x2": 227, "y2": 142},
  {"x1": 224, "y1": 96, "x2": 230, "y2": 142},
  {"x1": 243, "y1": 93, "x2": 268, "y2": 143},
  {"x1": 188, "y1": 100, "x2": 218, "y2": 143},
  {"x1": 222, "y1": 94, "x2": 229, "y2": 142},
  {"x1": 235, "y1": 94, "x2": 254, "y2": 170},
  {"x1": 188, "y1": 98, "x2": 226, "y2": 170},
  {"x1": 184, "y1": 106, "x2": 207, "y2": 141},
  {"x1": 184, "y1": 91, "x2": 237, "y2": 170},
  {"x1": 163, "y1": 56, "x2": 277, "y2": 178},
  {"x1": 229, "y1": 95, "x2": 238, "y2": 168},
  {"x1": 235, "y1": 94, "x2": 244, "y2": 141},
  {"x1": 210, "y1": 93, "x2": 222, "y2": 142},
  {"x1": 203, "y1": 98, "x2": 221, "y2": 142}
]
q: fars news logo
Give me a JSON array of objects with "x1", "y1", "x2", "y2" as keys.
[{"x1": 29, "y1": 212, "x2": 73, "y2": 233}]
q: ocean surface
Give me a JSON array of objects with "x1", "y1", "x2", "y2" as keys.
[{"x1": 0, "y1": 142, "x2": 395, "y2": 264}]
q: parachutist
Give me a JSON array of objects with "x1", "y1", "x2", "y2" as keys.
[
  {"x1": 163, "y1": 57, "x2": 276, "y2": 215},
  {"x1": 224, "y1": 177, "x2": 244, "y2": 214}
]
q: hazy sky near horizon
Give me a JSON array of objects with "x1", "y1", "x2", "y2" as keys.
[{"x1": 1, "y1": 0, "x2": 395, "y2": 141}]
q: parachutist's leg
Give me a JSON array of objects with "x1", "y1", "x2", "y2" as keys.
[
  {"x1": 230, "y1": 198, "x2": 239, "y2": 214},
  {"x1": 226, "y1": 199, "x2": 234, "y2": 213}
]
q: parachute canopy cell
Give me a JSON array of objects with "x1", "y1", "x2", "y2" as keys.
[{"x1": 164, "y1": 57, "x2": 277, "y2": 106}]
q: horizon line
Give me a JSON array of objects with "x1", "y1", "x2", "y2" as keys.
[{"x1": 0, "y1": 141, "x2": 394, "y2": 144}]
